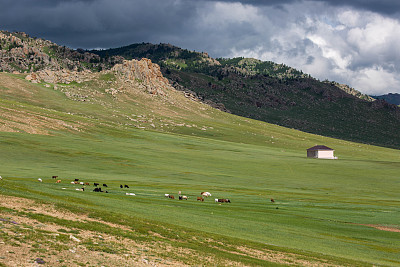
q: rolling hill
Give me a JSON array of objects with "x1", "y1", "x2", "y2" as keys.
[
  {"x1": 0, "y1": 31, "x2": 399, "y2": 266},
  {"x1": 92, "y1": 43, "x2": 400, "y2": 149}
]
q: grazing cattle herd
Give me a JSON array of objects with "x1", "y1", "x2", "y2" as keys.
[{"x1": 0, "y1": 175, "x2": 279, "y2": 205}]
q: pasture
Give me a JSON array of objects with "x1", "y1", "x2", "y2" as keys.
[
  {"x1": 1, "y1": 127, "x2": 399, "y2": 266},
  {"x1": 0, "y1": 73, "x2": 399, "y2": 265}
]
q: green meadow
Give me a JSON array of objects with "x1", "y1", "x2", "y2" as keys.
[{"x1": 0, "y1": 73, "x2": 399, "y2": 265}]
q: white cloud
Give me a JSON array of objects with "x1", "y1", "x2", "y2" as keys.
[
  {"x1": 216, "y1": 1, "x2": 400, "y2": 94},
  {"x1": 351, "y1": 67, "x2": 400, "y2": 95}
]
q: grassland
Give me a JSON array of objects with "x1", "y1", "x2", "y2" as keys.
[{"x1": 0, "y1": 73, "x2": 399, "y2": 266}]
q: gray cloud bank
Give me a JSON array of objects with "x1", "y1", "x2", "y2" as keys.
[{"x1": 1, "y1": 0, "x2": 400, "y2": 94}]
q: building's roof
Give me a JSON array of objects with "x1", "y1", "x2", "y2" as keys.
[{"x1": 307, "y1": 145, "x2": 334, "y2": 151}]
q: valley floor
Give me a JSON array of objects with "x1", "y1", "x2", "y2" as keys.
[
  {"x1": 0, "y1": 195, "x2": 345, "y2": 266},
  {"x1": 0, "y1": 73, "x2": 399, "y2": 266}
]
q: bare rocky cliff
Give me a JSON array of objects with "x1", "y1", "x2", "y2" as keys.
[{"x1": 112, "y1": 58, "x2": 171, "y2": 96}]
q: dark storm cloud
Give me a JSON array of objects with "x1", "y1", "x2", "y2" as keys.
[
  {"x1": 0, "y1": 0, "x2": 199, "y2": 49},
  {"x1": 315, "y1": 0, "x2": 400, "y2": 15},
  {"x1": 1, "y1": 0, "x2": 399, "y2": 49}
]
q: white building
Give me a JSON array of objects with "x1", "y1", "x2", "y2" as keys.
[{"x1": 307, "y1": 145, "x2": 336, "y2": 159}]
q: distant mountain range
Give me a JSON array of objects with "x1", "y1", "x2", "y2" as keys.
[{"x1": 371, "y1": 93, "x2": 400, "y2": 105}]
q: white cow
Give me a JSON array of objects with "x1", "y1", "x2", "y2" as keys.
[
  {"x1": 126, "y1": 193, "x2": 136, "y2": 196},
  {"x1": 164, "y1": 194, "x2": 170, "y2": 197},
  {"x1": 201, "y1": 192, "x2": 212, "y2": 197},
  {"x1": 38, "y1": 178, "x2": 42, "y2": 182}
]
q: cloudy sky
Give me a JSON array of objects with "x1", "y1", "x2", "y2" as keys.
[{"x1": 1, "y1": 0, "x2": 400, "y2": 95}]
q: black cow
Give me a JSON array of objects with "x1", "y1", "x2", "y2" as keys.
[
  {"x1": 124, "y1": 185, "x2": 129, "y2": 188},
  {"x1": 215, "y1": 198, "x2": 231, "y2": 203},
  {"x1": 94, "y1": 183, "x2": 99, "y2": 186},
  {"x1": 120, "y1": 185, "x2": 123, "y2": 188},
  {"x1": 103, "y1": 184, "x2": 108, "y2": 187},
  {"x1": 74, "y1": 179, "x2": 79, "y2": 181}
]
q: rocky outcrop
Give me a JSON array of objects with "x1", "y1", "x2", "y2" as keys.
[
  {"x1": 25, "y1": 58, "x2": 175, "y2": 99},
  {"x1": 328, "y1": 81, "x2": 375, "y2": 102},
  {"x1": 0, "y1": 33, "x2": 54, "y2": 72},
  {"x1": 0, "y1": 31, "x2": 119, "y2": 73},
  {"x1": 25, "y1": 69, "x2": 92, "y2": 84},
  {"x1": 112, "y1": 59, "x2": 171, "y2": 96}
]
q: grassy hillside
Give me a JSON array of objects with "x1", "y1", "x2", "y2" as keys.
[
  {"x1": 3, "y1": 30, "x2": 400, "y2": 149},
  {"x1": 93, "y1": 43, "x2": 400, "y2": 149},
  {"x1": 0, "y1": 72, "x2": 399, "y2": 266}
]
